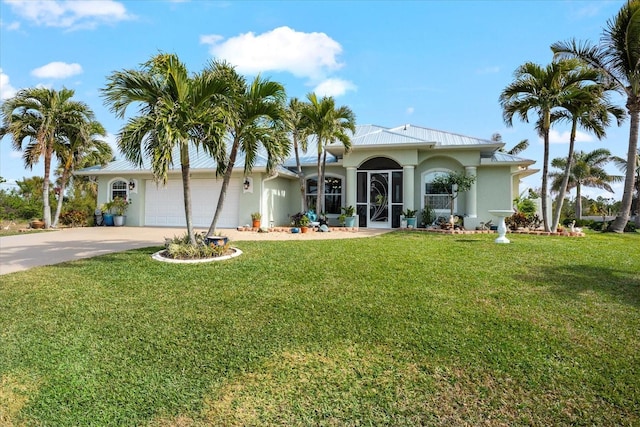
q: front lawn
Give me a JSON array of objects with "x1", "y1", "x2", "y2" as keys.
[{"x1": 1, "y1": 231, "x2": 638, "y2": 426}]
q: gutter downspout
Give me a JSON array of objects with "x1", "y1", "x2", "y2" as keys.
[{"x1": 261, "y1": 172, "x2": 279, "y2": 228}]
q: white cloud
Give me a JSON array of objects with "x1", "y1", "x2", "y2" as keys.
[
  {"x1": 31, "y1": 62, "x2": 83, "y2": 79},
  {"x1": 476, "y1": 66, "x2": 500, "y2": 74},
  {"x1": 548, "y1": 129, "x2": 594, "y2": 144},
  {"x1": 5, "y1": 0, "x2": 132, "y2": 29},
  {"x1": 406, "y1": 107, "x2": 415, "y2": 115},
  {"x1": 312, "y1": 78, "x2": 356, "y2": 97},
  {"x1": 0, "y1": 69, "x2": 18, "y2": 100},
  {"x1": 0, "y1": 20, "x2": 21, "y2": 31},
  {"x1": 201, "y1": 26, "x2": 344, "y2": 80}
]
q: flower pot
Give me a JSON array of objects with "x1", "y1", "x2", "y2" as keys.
[
  {"x1": 205, "y1": 236, "x2": 229, "y2": 246},
  {"x1": 406, "y1": 217, "x2": 417, "y2": 228},
  {"x1": 30, "y1": 220, "x2": 45, "y2": 229},
  {"x1": 103, "y1": 214, "x2": 114, "y2": 226},
  {"x1": 113, "y1": 215, "x2": 126, "y2": 226},
  {"x1": 252, "y1": 219, "x2": 260, "y2": 228},
  {"x1": 300, "y1": 226, "x2": 309, "y2": 233},
  {"x1": 344, "y1": 216, "x2": 356, "y2": 227}
]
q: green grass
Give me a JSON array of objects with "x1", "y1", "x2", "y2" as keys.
[{"x1": 1, "y1": 231, "x2": 639, "y2": 426}]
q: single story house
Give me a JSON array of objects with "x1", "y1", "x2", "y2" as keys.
[{"x1": 75, "y1": 123, "x2": 537, "y2": 230}]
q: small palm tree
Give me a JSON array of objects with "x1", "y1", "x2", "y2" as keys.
[
  {"x1": 0, "y1": 87, "x2": 96, "y2": 228},
  {"x1": 302, "y1": 93, "x2": 356, "y2": 214},
  {"x1": 52, "y1": 120, "x2": 112, "y2": 227},
  {"x1": 552, "y1": 0, "x2": 640, "y2": 232},
  {"x1": 500, "y1": 59, "x2": 602, "y2": 231},
  {"x1": 205, "y1": 62, "x2": 289, "y2": 236},
  {"x1": 550, "y1": 149, "x2": 623, "y2": 219},
  {"x1": 102, "y1": 53, "x2": 228, "y2": 244},
  {"x1": 549, "y1": 83, "x2": 625, "y2": 231}
]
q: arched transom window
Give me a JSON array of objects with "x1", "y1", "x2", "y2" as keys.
[{"x1": 110, "y1": 180, "x2": 128, "y2": 201}]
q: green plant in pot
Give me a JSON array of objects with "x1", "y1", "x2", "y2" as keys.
[
  {"x1": 299, "y1": 214, "x2": 310, "y2": 232},
  {"x1": 110, "y1": 197, "x2": 130, "y2": 226},
  {"x1": 402, "y1": 209, "x2": 418, "y2": 228},
  {"x1": 339, "y1": 205, "x2": 356, "y2": 227},
  {"x1": 251, "y1": 212, "x2": 261, "y2": 228},
  {"x1": 101, "y1": 201, "x2": 114, "y2": 226}
]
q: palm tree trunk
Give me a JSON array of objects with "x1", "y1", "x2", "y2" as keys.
[
  {"x1": 541, "y1": 124, "x2": 551, "y2": 232},
  {"x1": 575, "y1": 183, "x2": 582, "y2": 219},
  {"x1": 552, "y1": 120, "x2": 578, "y2": 231},
  {"x1": 610, "y1": 103, "x2": 639, "y2": 232},
  {"x1": 52, "y1": 168, "x2": 70, "y2": 228},
  {"x1": 207, "y1": 136, "x2": 240, "y2": 236},
  {"x1": 321, "y1": 149, "x2": 328, "y2": 213},
  {"x1": 42, "y1": 144, "x2": 53, "y2": 228},
  {"x1": 293, "y1": 138, "x2": 306, "y2": 212},
  {"x1": 316, "y1": 151, "x2": 322, "y2": 215},
  {"x1": 180, "y1": 143, "x2": 196, "y2": 245}
]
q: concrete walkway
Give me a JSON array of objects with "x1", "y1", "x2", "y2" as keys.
[{"x1": 0, "y1": 226, "x2": 391, "y2": 275}]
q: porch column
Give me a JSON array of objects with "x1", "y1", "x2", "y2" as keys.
[
  {"x1": 403, "y1": 165, "x2": 415, "y2": 210},
  {"x1": 465, "y1": 166, "x2": 477, "y2": 218},
  {"x1": 346, "y1": 167, "x2": 357, "y2": 208}
]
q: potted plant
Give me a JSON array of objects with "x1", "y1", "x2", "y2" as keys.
[
  {"x1": 30, "y1": 218, "x2": 45, "y2": 229},
  {"x1": 402, "y1": 209, "x2": 418, "y2": 228},
  {"x1": 251, "y1": 212, "x2": 261, "y2": 228},
  {"x1": 110, "y1": 197, "x2": 130, "y2": 227},
  {"x1": 299, "y1": 213, "x2": 310, "y2": 233},
  {"x1": 101, "y1": 201, "x2": 114, "y2": 226},
  {"x1": 338, "y1": 205, "x2": 356, "y2": 227}
]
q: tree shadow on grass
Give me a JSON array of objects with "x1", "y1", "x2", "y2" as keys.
[{"x1": 523, "y1": 264, "x2": 640, "y2": 308}]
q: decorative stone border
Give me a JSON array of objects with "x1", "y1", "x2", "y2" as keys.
[
  {"x1": 236, "y1": 226, "x2": 359, "y2": 233},
  {"x1": 151, "y1": 248, "x2": 243, "y2": 264},
  {"x1": 400, "y1": 228, "x2": 585, "y2": 237}
]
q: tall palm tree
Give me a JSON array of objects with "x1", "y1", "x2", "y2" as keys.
[
  {"x1": 550, "y1": 84, "x2": 625, "y2": 231},
  {"x1": 205, "y1": 62, "x2": 289, "y2": 236},
  {"x1": 302, "y1": 93, "x2": 356, "y2": 215},
  {"x1": 612, "y1": 147, "x2": 640, "y2": 226},
  {"x1": 550, "y1": 148, "x2": 623, "y2": 219},
  {"x1": 52, "y1": 120, "x2": 112, "y2": 227},
  {"x1": 285, "y1": 97, "x2": 311, "y2": 212},
  {"x1": 0, "y1": 87, "x2": 96, "y2": 228},
  {"x1": 551, "y1": 0, "x2": 640, "y2": 232},
  {"x1": 102, "y1": 53, "x2": 228, "y2": 244},
  {"x1": 499, "y1": 59, "x2": 601, "y2": 231}
]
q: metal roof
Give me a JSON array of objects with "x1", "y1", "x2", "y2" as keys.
[
  {"x1": 77, "y1": 124, "x2": 532, "y2": 175},
  {"x1": 76, "y1": 141, "x2": 297, "y2": 177},
  {"x1": 352, "y1": 124, "x2": 498, "y2": 147}
]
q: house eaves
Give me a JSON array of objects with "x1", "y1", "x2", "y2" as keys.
[{"x1": 75, "y1": 141, "x2": 297, "y2": 178}]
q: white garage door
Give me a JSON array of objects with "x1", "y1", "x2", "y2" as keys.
[{"x1": 144, "y1": 178, "x2": 241, "y2": 228}]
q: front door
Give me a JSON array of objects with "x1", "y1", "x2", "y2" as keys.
[{"x1": 368, "y1": 172, "x2": 391, "y2": 228}]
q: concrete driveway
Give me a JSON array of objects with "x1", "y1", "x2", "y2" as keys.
[{"x1": 0, "y1": 226, "x2": 390, "y2": 275}]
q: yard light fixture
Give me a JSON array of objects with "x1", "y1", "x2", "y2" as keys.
[
  {"x1": 129, "y1": 180, "x2": 135, "y2": 190},
  {"x1": 244, "y1": 178, "x2": 250, "y2": 190}
]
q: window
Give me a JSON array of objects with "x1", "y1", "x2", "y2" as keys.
[
  {"x1": 423, "y1": 171, "x2": 453, "y2": 213},
  {"x1": 306, "y1": 176, "x2": 343, "y2": 214},
  {"x1": 110, "y1": 180, "x2": 128, "y2": 201}
]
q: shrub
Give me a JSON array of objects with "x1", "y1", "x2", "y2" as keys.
[
  {"x1": 163, "y1": 232, "x2": 231, "y2": 259},
  {"x1": 60, "y1": 210, "x2": 88, "y2": 227}
]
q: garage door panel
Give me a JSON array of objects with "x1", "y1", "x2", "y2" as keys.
[{"x1": 144, "y1": 178, "x2": 240, "y2": 228}]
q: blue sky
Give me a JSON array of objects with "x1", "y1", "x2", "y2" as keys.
[{"x1": 0, "y1": 0, "x2": 630, "y2": 200}]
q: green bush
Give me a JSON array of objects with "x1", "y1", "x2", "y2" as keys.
[
  {"x1": 164, "y1": 232, "x2": 231, "y2": 259},
  {"x1": 60, "y1": 210, "x2": 88, "y2": 227}
]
